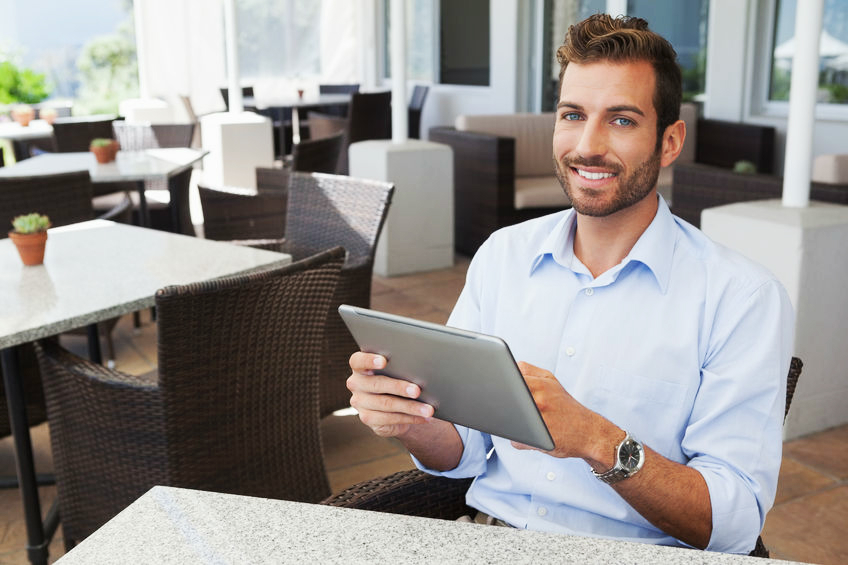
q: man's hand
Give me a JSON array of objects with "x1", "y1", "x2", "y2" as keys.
[
  {"x1": 513, "y1": 361, "x2": 623, "y2": 470},
  {"x1": 346, "y1": 351, "x2": 433, "y2": 437},
  {"x1": 346, "y1": 351, "x2": 464, "y2": 471}
]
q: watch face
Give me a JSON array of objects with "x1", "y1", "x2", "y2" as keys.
[{"x1": 618, "y1": 440, "x2": 643, "y2": 471}]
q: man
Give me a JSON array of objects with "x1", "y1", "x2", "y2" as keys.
[{"x1": 347, "y1": 14, "x2": 794, "y2": 554}]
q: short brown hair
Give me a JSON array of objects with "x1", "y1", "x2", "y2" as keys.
[{"x1": 556, "y1": 14, "x2": 682, "y2": 146}]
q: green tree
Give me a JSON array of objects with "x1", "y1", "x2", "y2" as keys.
[
  {"x1": 74, "y1": 20, "x2": 138, "y2": 115},
  {"x1": 0, "y1": 61, "x2": 51, "y2": 104}
]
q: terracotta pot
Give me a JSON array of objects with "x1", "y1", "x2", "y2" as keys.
[
  {"x1": 11, "y1": 106, "x2": 35, "y2": 127},
  {"x1": 90, "y1": 140, "x2": 120, "y2": 164},
  {"x1": 8, "y1": 230, "x2": 48, "y2": 266}
]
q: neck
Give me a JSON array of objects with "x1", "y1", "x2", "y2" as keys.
[{"x1": 573, "y1": 194, "x2": 659, "y2": 278}]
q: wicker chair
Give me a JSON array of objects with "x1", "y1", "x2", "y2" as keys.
[
  {"x1": 91, "y1": 122, "x2": 196, "y2": 234},
  {"x1": 51, "y1": 116, "x2": 116, "y2": 153},
  {"x1": 308, "y1": 91, "x2": 392, "y2": 174},
  {"x1": 33, "y1": 246, "x2": 345, "y2": 546},
  {"x1": 290, "y1": 132, "x2": 345, "y2": 174},
  {"x1": 408, "y1": 85, "x2": 429, "y2": 139},
  {"x1": 322, "y1": 357, "x2": 804, "y2": 559}
]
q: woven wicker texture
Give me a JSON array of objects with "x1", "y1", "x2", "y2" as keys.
[
  {"x1": 198, "y1": 184, "x2": 287, "y2": 241},
  {"x1": 291, "y1": 132, "x2": 344, "y2": 174},
  {"x1": 51, "y1": 118, "x2": 115, "y2": 153},
  {"x1": 34, "y1": 247, "x2": 345, "y2": 543},
  {"x1": 322, "y1": 357, "x2": 804, "y2": 558},
  {"x1": 0, "y1": 170, "x2": 93, "y2": 229},
  {"x1": 283, "y1": 172, "x2": 394, "y2": 416}
]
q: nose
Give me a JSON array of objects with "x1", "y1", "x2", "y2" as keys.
[{"x1": 573, "y1": 118, "x2": 608, "y2": 160}]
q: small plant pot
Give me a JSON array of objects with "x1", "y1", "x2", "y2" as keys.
[
  {"x1": 11, "y1": 106, "x2": 35, "y2": 127},
  {"x1": 8, "y1": 230, "x2": 48, "y2": 266},
  {"x1": 90, "y1": 140, "x2": 120, "y2": 164}
]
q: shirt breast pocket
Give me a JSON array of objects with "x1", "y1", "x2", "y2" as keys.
[{"x1": 586, "y1": 365, "x2": 689, "y2": 459}]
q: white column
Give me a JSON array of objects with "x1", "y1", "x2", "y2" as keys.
[
  {"x1": 223, "y1": 0, "x2": 244, "y2": 113},
  {"x1": 605, "y1": 0, "x2": 628, "y2": 17},
  {"x1": 782, "y1": 0, "x2": 824, "y2": 208},
  {"x1": 390, "y1": 0, "x2": 407, "y2": 142}
]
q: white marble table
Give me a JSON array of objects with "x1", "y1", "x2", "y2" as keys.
[
  {"x1": 0, "y1": 119, "x2": 54, "y2": 142},
  {"x1": 0, "y1": 148, "x2": 208, "y2": 227},
  {"x1": 56, "y1": 486, "x2": 803, "y2": 564},
  {"x1": 1, "y1": 220, "x2": 290, "y2": 565}
]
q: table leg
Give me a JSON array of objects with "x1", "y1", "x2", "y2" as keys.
[
  {"x1": 136, "y1": 180, "x2": 151, "y2": 228},
  {"x1": 292, "y1": 108, "x2": 301, "y2": 145},
  {"x1": 1, "y1": 347, "x2": 50, "y2": 565},
  {"x1": 86, "y1": 324, "x2": 103, "y2": 365}
]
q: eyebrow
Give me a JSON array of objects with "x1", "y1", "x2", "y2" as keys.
[{"x1": 556, "y1": 101, "x2": 645, "y2": 117}]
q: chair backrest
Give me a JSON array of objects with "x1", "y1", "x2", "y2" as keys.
[
  {"x1": 256, "y1": 166, "x2": 290, "y2": 195},
  {"x1": 408, "y1": 85, "x2": 429, "y2": 139},
  {"x1": 319, "y1": 83, "x2": 360, "y2": 94},
  {"x1": 220, "y1": 86, "x2": 254, "y2": 110},
  {"x1": 155, "y1": 246, "x2": 345, "y2": 497},
  {"x1": 197, "y1": 183, "x2": 286, "y2": 241},
  {"x1": 0, "y1": 170, "x2": 94, "y2": 229},
  {"x1": 51, "y1": 117, "x2": 116, "y2": 152},
  {"x1": 785, "y1": 356, "x2": 803, "y2": 421},
  {"x1": 348, "y1": 91, "x2": 392, "y2": 144},
  {"x1": 292, "y1": 132, "x2": 345, "y2": 174},
  {"x1": 113, "y1": 123, "x2": 195, "y2": 151},
  {"x1": 284, "y1": 172, "x2": 394, "y2": 268}
]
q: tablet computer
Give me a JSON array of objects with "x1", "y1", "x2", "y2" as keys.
[{"x1": 338, "y1": 304, "x2": 554, "y2": 451}]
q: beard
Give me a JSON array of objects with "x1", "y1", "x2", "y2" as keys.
[{"x1": 554, "y1": 149, "x2": 662, "y2": 217}]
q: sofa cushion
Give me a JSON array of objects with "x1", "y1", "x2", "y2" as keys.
[
  {"x1": 514, "y1": 176, "x2": 570, "y2": 209},
  {"x1": 678, "y1": 102, "x2": 697, "y2": 165},
  {"x1": 456, "y1": 113, "x2": 555, "y2": 177},
  {"x1": 812, "y1": 154, "x2": 848, "y2": 184}
]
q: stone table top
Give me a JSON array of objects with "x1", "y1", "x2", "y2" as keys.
[
  {"x1": 1, "y1": 220, "x2": 290, "y2": 349},
  {"x1": 57, "y1": 486, "x2": 804, "y2": 565}
]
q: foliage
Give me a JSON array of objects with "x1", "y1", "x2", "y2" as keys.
[
  {"x1": 11, "y1": 213, "x2": 51, "y2": 234},
  {"x1": 74, "y1": 21, "x2": 138, "y2": 115},
  {"x1": 0, "y1": 61, "x2": 51, "y2": 104},
  {"x1": 821, "y1": 82, "x2": 848, "y2": 104},
  {"x1": 733, "y1": 160, "x2": 757, "y2": 174},
  {"x1": 89, "y1": 138, "x2": 115, "y2": 147},
  {"x1": 681, "y1": 48, "x2": 706, "y2": 103}
]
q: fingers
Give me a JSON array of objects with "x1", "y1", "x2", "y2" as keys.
[
  {"x1": 349, "y1": 351, "x2": 387, "y2": 374},
  {"x1": 517, "y1": 361, "x2": 556, "y2": 379}
]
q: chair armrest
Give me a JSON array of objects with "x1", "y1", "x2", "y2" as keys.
[
  {"x1": 229, "y1": 238, "x2": 288, "y2": 252},
  {"x1": 429, "y1": 126, "x2": 516, "y2": 256},
  {"x1": 321, "y1": 469, "x2": 475, "y2": 520}
]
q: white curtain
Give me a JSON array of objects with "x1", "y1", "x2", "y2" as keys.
[{"x1": 135, "y1": 0, "x2": 227, "y2": 118}]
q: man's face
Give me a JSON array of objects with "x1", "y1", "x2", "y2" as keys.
[{"x1": 553, "y1": 60, "x2": 663, "y2": 217}]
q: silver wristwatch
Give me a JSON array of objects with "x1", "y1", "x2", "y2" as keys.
[{"x1": 592, "y1": 431, "x2": 645, "y2": 485}]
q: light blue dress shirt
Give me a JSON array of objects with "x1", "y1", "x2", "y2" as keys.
[{"x1": 413, "y1": 197, "x2": 794, "y2": 554}]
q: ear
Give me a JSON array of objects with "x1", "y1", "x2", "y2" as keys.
[{"x1": 659, "y1": 119, "x2": 686, "y2": 168}]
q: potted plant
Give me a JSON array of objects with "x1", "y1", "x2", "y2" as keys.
[
  {"x1": 10, "y1": 105, "x2": 35, "y2": 127},
  {"x1": 8, "y1": 213, "x2": 51, "y2": 266},
  {"x1": 90, "y1": 138, "x2": 120, "y2": 163}
]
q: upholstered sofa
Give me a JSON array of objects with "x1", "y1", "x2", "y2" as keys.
[
  {"x1": 429, "y1": 113, "x2": 569, "y2": 256},
  {"x1": 431, "y1": 104, "x2": 778, "y2": 256}
]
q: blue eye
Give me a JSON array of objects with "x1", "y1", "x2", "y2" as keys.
[
  {"x1": 613, "y1": 117, "x2": 634, "y2": 127},
  {"x1": 561, "y1": 112, "x2": 581, "y2": 121}
]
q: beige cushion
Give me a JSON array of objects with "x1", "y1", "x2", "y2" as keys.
[
  {"x1": 656, "y1": 166, "x2": 674, "y2": 206},
  {"x1": 514, "y1": 176, "x2": 570, "y2": 209},
  {"x1": 456, "y1": 113, "x2": 555, "y2": 176},
  {"x1": 812, "y1": 154, "x2": 848, "y2": 184},
  {"x1": 93, "y1": 190, "x2": 170, "y2": 210}
]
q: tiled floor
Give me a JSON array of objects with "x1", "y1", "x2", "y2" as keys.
[{"x1": 1, "y1": 255, "x2": 846, "y2": 564}]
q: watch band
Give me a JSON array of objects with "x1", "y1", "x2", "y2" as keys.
[{"x1": 591, "y1": 431, "x2": 644, "y2": 485}]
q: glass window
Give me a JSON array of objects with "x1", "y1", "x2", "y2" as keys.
[
  {"x1": 769, "y1": 0, "x2": 848, "y2": 105},
  {"x1": 383, "y1": 0, "x2": 437, "y2": 83}
]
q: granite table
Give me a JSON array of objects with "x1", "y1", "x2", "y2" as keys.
[
  {"x1": 0, "y1": 148, "x2": 208, "y2": 228},
  {"x1": 56, "y1": 485, "x2": 804, "y2": 565},
  {"x1": 1, "y1": 220, "x2": 291, "y2": 565}
]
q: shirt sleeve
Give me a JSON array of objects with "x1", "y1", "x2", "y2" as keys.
[{"x1": 684, "y1": 278, "x2": 795, "y2": 553}]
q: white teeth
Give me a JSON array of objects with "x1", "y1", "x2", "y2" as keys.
[{"x1": 576, "y1": 169, "x2": 615, "y2": 180}]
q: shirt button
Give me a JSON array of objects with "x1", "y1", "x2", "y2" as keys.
[
  {"x1": 565, "y1": 347, "x2": 576, "y2": 357},
  {"x1": 537, "y1": 507, "x2": 548, "y2": 517},
  {"x1": 585, "y1": 288, "x2": 594, "y2": 296},
  {"x1": 546, "y1": 471, "x2": 556, "y2": 481}
]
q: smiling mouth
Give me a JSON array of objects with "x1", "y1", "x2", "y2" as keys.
[{"x1": 573, "y1": 168, "x2": 617, "y2": 180}]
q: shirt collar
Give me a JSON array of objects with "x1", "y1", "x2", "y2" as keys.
[{"x1": 530, "y1": 196, "x2": 677, "y2": 293}]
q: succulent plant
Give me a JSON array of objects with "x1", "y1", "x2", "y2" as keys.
[
  {"x1": 11, "y1": 213, "x2": 51, "y2": 234},
  {"x1": 90, "y1": 137, "x2": 117, "y2": 148}
]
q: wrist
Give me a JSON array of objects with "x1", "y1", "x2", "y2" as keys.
[{"x1": 585, "y1": 422, "x2": 626, "y2": 473}]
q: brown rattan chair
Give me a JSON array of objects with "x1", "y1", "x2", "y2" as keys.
[
  {"x1": 51, "y1": 116, "x2": 116, "y2": 153},
  {"x1": 290, "y1": 132, "x2": 345, "y2": 174},
  {"x1": 408, "y1": 85, "x2": 429, "y2": 139},
  {"x1": 322, "y1": 357, "x2": 804, "y2": 559},
  {"x1": 33, "y1": 246, "x2": 345, "y2": 546},
  {"x1": 308, "y1": 91, "x2": 392, "y2": 174},
  {"x1": 197, "y1": 171, "x2": 393, "y2": 417},
  {"x1": 92, "y1": 122, "x2": 197, "y2": 234}
]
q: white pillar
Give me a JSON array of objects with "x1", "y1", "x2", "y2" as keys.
[
  {"x1": 223, "y1": 0, "x2": 244, "y2": 113},
  {"x1": 390, "y1": 0, "x2": 407, "y2": 142},
  {"x1": 782, "y1": 0, "x2": 824, "y2": 208},
  {"x1": 606, "y1": 0, "x2": 628, "y2": 17}
]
